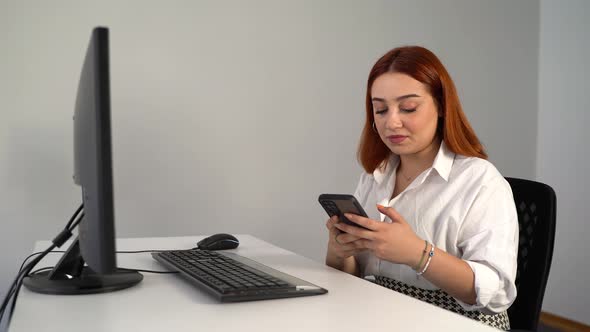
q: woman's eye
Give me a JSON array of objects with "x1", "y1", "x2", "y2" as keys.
[
  {"x1": 375, "y1": 109, "x2": 387, "y2": 114},
  {"x1": 401, "y1": 108, "x2": 416, "y2": 113}
]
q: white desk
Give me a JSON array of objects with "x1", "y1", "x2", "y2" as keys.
[{"x1": 10, "y1": 235, "x2": 497, "y2": 331}]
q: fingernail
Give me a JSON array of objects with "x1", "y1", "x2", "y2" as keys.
[{"x1": 377, "y1": 204, "x2": 385, "y2": 209}]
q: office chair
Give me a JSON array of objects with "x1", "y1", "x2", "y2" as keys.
[{"x1": 505, "y1": 177, "x2": 556, "y2": 332}]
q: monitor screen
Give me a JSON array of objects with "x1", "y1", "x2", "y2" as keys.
[
  {"x1": 73, "y1": 26, "x2": 116, "y2": 274},
  {"x1": 22, "y1": 27, "x2": 142, "y2": 295}
]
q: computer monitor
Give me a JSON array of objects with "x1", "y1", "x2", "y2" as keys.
[{"x1": 22, "y1": 27, "x2": 143, "y2": 294}]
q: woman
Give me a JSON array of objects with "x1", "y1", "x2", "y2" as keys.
[{"x1": 325, "y1": 46, "x2": 518, "y2": 330}]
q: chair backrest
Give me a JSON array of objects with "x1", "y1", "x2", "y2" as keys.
[{"x1": 505, "y1": 177, "x2": 556, "y2": 331}]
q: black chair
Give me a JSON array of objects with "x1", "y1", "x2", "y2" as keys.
[{"x1": 505, "y1": 177, "x2": 556, "y2": 331}]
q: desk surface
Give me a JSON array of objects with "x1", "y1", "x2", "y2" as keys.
[{"x1": 10, "y1": 235, "x2": 496, "y2": 332}]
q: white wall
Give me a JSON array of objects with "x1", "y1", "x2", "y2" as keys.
[
  {"x1": 1, "y1": 0, "x2": 539, "y2": 309},
  {"x1": 538, "y1": 0, "x2": 590, "y2": 325}
]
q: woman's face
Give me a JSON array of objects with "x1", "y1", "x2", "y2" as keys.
[{"x1": 370, "y1": 72, "x2": 440, "y2": 157}]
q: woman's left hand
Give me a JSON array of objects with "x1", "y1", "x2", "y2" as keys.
[{"x1": 333, "y1": 204, "x2": 424, "y2": 267}]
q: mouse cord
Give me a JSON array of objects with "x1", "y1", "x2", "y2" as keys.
[
  {"x1": 27, "y1": 266, "x2": 179, "y2": 275},
  {"x1": 19, "y1": 249, "x2": 181, "y2": 274}
]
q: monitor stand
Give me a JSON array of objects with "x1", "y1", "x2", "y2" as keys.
[{"x1": 22, "y1": 238, "x2": 143, "y2": 295}]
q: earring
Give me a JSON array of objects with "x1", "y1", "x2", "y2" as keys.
[{"x1": 372, "y1": 121, "x2": 377, "y2": 133}]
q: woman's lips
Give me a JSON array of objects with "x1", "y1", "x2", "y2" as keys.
[{"x1": 387, "y1": 135, "x2": 407, "y2": 144}]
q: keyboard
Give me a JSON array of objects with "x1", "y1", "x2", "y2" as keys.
[{"x1": 152, "y1": 249, "x2": 327, "y2": 302}]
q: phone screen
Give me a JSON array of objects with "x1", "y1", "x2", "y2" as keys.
[
  {"x1": 318, "y1": 194, "x2": 369, "y2": 230},
  {"x1": 332, "y1": 200, "x2": 362, "y2": 216}
]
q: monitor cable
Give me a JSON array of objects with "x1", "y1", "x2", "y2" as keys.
[
  {"x1": 0, "y1": 204, "x2": 84, "y2": 326},
  {"x1": 1, "y1": 211, "x2": 180, "y2": 329},
  {"x1": 20, "y1": 250, "x2": 180, "y2": 274},
  {"x1": 1, "y1": 204, "x2": 181, "y2": 327}
]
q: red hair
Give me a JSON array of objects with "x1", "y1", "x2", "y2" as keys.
[{"x1": 358, "y1": 46, "x2": 487, "y2": 173}]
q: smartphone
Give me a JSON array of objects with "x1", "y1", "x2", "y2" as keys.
[{"x1": 318, "y1": 194, "x2": 370, "y2": 230}]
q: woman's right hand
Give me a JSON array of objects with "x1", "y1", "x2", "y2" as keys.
[{"x1": 325, "y1": 215, "x2": 366, "y2": 261}]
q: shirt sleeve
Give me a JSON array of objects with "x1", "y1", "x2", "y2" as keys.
[{"x1": 456, "y1": 175, "x2": 519, "y2": 314}]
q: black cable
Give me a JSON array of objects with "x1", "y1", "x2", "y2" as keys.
[
  {"x1": 2, "y1": 210, "x2": 84, "y2": 323},
  {"x1": 28, "y1": 267, "x2": 54, "y2": 274},
  {"x1": 115, "y1": 268, "x2": 178, "y2": 274},
  {"x1": 2, "y1": 202, "x2": 178, "y2": 326},
  {"x1": 4, "y1": 246, "x2": 177, "y2": 320},
  {"x1": 18, "y1": 251, "x2": 64, "y2": 272},
  {"x1": 10, "y1": 248, "x2": 178, "y2": 305},
  {"x1": 14, "y1": 208, "x2": 84, "y2": 272},
  {"x1": 1, "y1": 240, "x2": 57, "y2": 316},
  {"x1": 116, "y1": 249, "x2": 171, "y2": 253},
  {"x1": 1, "y1": 269, "x2": 29, "y2": 319},
  {"x1": 65, "y1": 204, "x2": 84, "y2": 230},
  {"x1": 12, "y1": 211, "x2": 84, "y2": 296},
  {"x1": 1, "y1": 242, "x2": 57, "y2": 323},
  {"x1": 0, "y1": 204, "x2": 83, "y2": 326},
  {"x1": 28, "y1": 267, "x2": 178, "y2": 275},
  {"x1": 19, "y1": 249, "x2": 173, "y2": 272}
]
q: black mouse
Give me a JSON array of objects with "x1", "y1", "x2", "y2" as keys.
[{"x1": 196, "y1": 233, "x2": 239, "y2": 250}]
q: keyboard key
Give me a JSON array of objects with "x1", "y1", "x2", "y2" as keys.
[{"x1": 157, "y1": 250, "x2": 294, "y2": 294}]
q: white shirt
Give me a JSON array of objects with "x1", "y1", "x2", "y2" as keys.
[{"x1": 353, "y1": 142, "x2": 518, "y2": 314}]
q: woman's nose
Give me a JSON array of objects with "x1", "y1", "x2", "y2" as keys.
[{"x1": 386, "y1": 111, "x2": 403, "y2": 129}]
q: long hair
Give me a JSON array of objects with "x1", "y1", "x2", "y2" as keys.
[{"x1": 358, "y1": 46, "x2": 487, "y2": 173}]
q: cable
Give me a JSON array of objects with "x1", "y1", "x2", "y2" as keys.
[
  {"x1": 3, "y1": 209, "x2": 84, "y2": 323},
  {"x1": 19, "y1": 250, "x2": 179, "y2": 281},
  {"x1": 2, "y1": 203, "x2": 179, "y2": 326},
  {"x1": 1, "y1": 242, "x2": 58, "y2": 323},
  {"x1": 116, "y1": 249, "x2": 171, "y2": 253},
  {"x1": 14, "y1": 208, "x2": 85, "y2": 273},
  {"x1": 0, "y1": 204, "x2": 83, "y2": 326},
  {"x1": 9, "y1": 247, "x2": 177, "y2": 308},
  {"x1": 18, "y1": 251, "x2": 65, "y2": 272},
  {"x1": 116, "y1": 268, "x2": 178, "y2": 274},
  {"x1": 28, "y1": 267, "x2": 54, "y2": 274},
  {"x1": 28, "y1": 267, "x2": 178, "y2": 275},
  {"x1": 65, "y1": 204, "x2": 84, "y2": 230},
  {"x1": 19, "y1": 249, "x2": 173, "y2": 272},
  {"x1": 1, "y1": 238, "x2": 58, "y2": 316}
]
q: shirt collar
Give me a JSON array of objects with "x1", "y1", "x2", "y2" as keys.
[
  {"x1": 372, "y1": 141, "x2": 455, "y2": 184},
  {"x1": 372, "y1": 154, "x2": 398, "y2": 185},
  {"x1": 431, "y1": 141, "x2": 455, "y2": 182}
]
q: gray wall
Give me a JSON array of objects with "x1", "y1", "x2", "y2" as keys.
[
  {"x1": 538, "y1": 0, "x2": 590, "y2": 324},
  {"x1": 1, "y1": 0, "x2": 539, "y2": 319}
]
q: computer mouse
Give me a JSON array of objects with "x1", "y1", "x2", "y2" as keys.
[{"x1": 196, "y1": 233, "x2": 239, "y2": 250}]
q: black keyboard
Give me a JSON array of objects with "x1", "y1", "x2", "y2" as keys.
[{"x1": 152, "y1": 250, "x2": 327, "y2": 302}]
